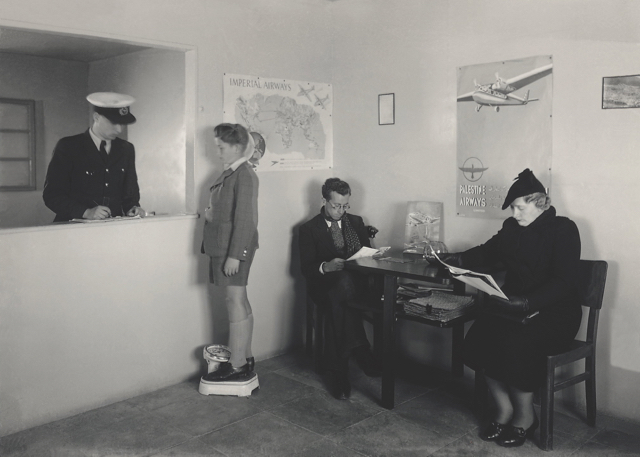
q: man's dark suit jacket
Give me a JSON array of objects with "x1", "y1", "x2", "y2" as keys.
[
  {"x1": 43, "y1": 130, "x2": 141, "y2": 222},
  {"x1": 299, "y1": 212, "x2": 371, "y2": 298}
]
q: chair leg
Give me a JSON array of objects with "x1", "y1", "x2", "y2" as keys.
[
  {"x1": 540, "y1": 363, "x2": 555, "y2": 451},
  {"x1": 585, "y1": 355, "x2": 597, "y2": 426}
]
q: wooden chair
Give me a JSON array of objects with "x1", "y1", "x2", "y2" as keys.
[
  {"x1": 474, "y1": 260, "x2": 608, "y2": 450},
  {"x1": 540, "y1": 259, "x2": 608, "y2": 450}
]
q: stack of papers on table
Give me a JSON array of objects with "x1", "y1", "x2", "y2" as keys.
[
  {"x1": 397, "y1": 282, "x2": 452, "y2": 298},
  {"x1": 400, "y1": 291, "x2": 475, "y2": 322}
]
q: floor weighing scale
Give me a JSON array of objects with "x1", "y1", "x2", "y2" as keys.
[{"x1": 198, "y1": 344, "x2": 259, "y2": 397}]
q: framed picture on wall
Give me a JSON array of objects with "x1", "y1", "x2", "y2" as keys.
[
  {"x1": 602, "y1": 75, "x2": 640, "y2": 109},
  {"x1": 378, "y1": 93, "x2": 395, "y2": 125}
]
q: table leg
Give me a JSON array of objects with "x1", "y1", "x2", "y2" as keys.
[
  {"x1": 381, "y1": 274, "x2": 397, "y2": 409},
  {"x1": 452, "y1": 324, "x2": 464, "y2": 377}
]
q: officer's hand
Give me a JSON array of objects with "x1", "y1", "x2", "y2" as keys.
[
  {"x1": 223, "y1": 257, "x2": 240, "y2": 277},
  {"x1": 83, "y1": 205, "x2": 111, "y2": 220},
  {"x1": 323, "y1": 258, "x2": 345, "y2": 273},
  {"x1": 127, "y1": 206, "x2": 146, "y2": 217}
]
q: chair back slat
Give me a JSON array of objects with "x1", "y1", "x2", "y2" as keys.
[
  {"x1": 579, "y1": 260, "x2": 608, "y2": 345},
  {"x1": 580, "y1": 260, "x2": 608, "y2": 310}
]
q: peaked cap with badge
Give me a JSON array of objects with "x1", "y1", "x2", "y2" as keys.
[{"x1": 87, "y1": 92, "x2": 137, "y2": 125}]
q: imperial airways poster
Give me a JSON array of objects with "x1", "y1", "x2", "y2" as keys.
[
  {"x1": 223, "y1": 73, "x2": 333, "y2": 172},
  {"x1": 456, "y1": 55, "x2": 553, "y2": 219}
]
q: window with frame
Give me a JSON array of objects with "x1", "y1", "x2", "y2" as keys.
[{"x1": 0, "y1": 98, "x2": 36, "y2": 191}]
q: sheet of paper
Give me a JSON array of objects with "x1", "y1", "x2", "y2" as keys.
[
  {"x1": 347, "y1": 246, "x2": 381, "y2": 260},
  {"x1": 70, "y1": 215, "x2": 142, "y2": 223},
  {"x1": 430, "y1": 247, "x2": 508, "y2": 299}
]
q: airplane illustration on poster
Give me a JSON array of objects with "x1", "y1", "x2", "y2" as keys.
[
  {"x1": 297, "y1": 84, "x2": 314, "y2": 102},
  {"x1": 457, "y1": 63, "x2": 552, "y2": 112}
]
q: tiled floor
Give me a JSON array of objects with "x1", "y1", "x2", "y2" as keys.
[{"x1": 2, "y1": 350, "x2": 640, "y2": 456}]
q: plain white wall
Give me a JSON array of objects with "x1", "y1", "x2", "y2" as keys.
[
  {"x1": 329, "y1": 0, "x2": 640, "y2": 422},
  {"x1": 0, "y1": 217, "x2": 208, "y2": 434},
  {"x1": 0, "y1": 52, "x2": 88, "y2": 228}
]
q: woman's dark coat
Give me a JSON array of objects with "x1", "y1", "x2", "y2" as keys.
[{"x1": 461, "y1": 206, "x2": 582, "y2": 391}]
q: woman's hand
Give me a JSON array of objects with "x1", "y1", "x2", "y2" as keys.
[
  {"x1": 489, "y1": 295, "x2": 530, "y2": 313},
  {"x1": 223, "y1": 257, "x2": 240, "y2": 276},
  {"x1": 438, "y1": 252, "x2": 463, "y2": 267}
]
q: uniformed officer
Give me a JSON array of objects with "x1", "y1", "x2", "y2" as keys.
[{"x1": 43, "y1": 92, "x2": 146, "y2": 222}]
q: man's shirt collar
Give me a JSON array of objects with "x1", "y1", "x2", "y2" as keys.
[{"x1": 89, "y1": 128, "x2": 111, "y2": 153}]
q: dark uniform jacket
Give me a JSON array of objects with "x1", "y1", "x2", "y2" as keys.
[
  {"x1": 299, "y1": 212, "x2": 371, "y2": 297},
  {"x1": 461, "y1": 206, "x2": 582, "y2": 330},
  {"x1": 43, "y1": 130, "x2": 140, "y2": 222},
  {"x1": 202, "y1": 161, "x2": 259, "y2": 260}
]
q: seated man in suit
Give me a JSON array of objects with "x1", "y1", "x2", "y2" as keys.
[{"x1": 299, "y1": 177, "x2": 381, "y2": 400}]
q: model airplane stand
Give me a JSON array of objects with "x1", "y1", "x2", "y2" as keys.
[
  {"x1": 198, "y1": 344, "x2": 260, "y2": 397},
  {"x1": 198, "y1": 372, "x2": 259, "y2": 397}
]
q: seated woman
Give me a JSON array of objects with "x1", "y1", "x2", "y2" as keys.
[{"x1": 443, "y1": 169, "x2": 582, "y2": 448}]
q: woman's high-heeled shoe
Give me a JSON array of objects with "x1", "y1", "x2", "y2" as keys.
[
  {"x1": 496, "y1": 414, "x2": 539, "y2": 447},
  {"x1": 480, "y1": 421, "x2": 508, "y2": 441},
  {"x1": 246, "y1": 357, "x2": 255, "y2": 372}
]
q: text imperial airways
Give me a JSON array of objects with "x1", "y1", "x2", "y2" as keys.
[{"x1": 229, "y1": 78, "x2": 292, "y2": 91}]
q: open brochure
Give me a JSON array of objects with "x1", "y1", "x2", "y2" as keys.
[
  {"x1": 347, "y1": 246, "x2": 390, "y2": 261},
  {"x1": 430, "y1": 248, "x2": 508, "y2": 300}
]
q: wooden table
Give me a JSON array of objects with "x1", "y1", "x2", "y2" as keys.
[{"x1": 345, "y1": 249, "x2": 476, "y2": 409}]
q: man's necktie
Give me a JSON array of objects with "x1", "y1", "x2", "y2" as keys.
[
  {"x1": 99, "y1": 140, "x2": 108, "y2": 164},
  {"x1": 330, "y1": 220, "x2": 345, "y2": 253}
]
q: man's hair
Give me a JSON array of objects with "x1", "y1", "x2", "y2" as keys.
[
  {"x1": 523, "y1": 192, "x2": 551, "y2": 210},
  {"x1": 214, "y1": 123, "x2": 249, "y2": 149},
  {"x1": 322, "y1": 178, "x2": 351, "y2": 200}
]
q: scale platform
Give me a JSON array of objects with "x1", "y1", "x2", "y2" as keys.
[{"x1": 198, "y1": 372, "x2": 259, "y2": 397}]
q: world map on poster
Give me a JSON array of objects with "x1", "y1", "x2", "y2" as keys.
[{"x1": 223, "y1": 74, "x2": 333, "y2": 171}]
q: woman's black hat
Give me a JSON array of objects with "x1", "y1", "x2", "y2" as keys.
[{"x1": 502, "y1": 169, "x2": 546, "y2": 209}]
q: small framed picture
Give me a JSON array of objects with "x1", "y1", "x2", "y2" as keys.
[
  {"x1": 602, "y1": 75, "x2": 640, "y2": 109},
  {"x1": 378, "y1": 93, "x2": 395, "y2": 125}
]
